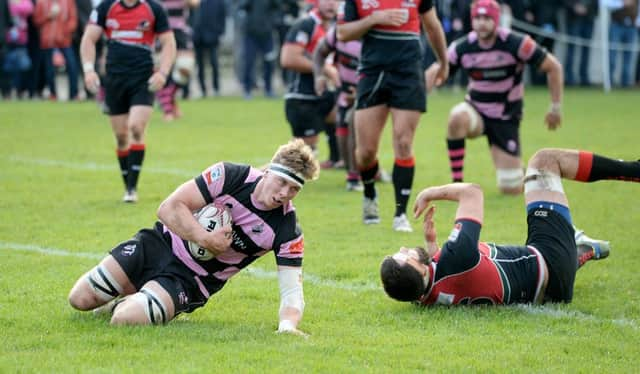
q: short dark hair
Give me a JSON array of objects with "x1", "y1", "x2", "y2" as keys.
[{"x1": 380, "y1": 256, "x2": 425, "y2": 302}]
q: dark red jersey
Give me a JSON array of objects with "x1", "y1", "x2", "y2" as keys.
[
  {"x1": 419, "y1": 219, "x2": 546, "y2": 305},
  {"x1": 342, "y1": 0, "x2": 433, "y2": 71},
  {"x1": 283, "y1": 9, "x2": 331, "y2": 100},
  {"x1": 89, "y1": 0, "x2": 171, "y2": 75}
]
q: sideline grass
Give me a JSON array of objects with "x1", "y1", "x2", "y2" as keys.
[{"x1": 1, "y1": 88, "x2": 639, "y2": 372}]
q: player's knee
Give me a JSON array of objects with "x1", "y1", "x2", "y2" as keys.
[
  {"x1": 111, "y1": 289, "x2": 170, "y2": 326},
  {"x1": 448, "y1": 103, "x2": 476, "y2": 137},
  {"x1": 496, "y1": 168, "x2": 524, "y2": 195},
  {"x1": 528, "y1": 148, "x2": 556, "y2": 169},
  {"x1": 68, "y1": 289, "x2": 98, "y2": 311}
]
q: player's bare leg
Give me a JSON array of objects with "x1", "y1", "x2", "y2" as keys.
[{"x1": 68, "y1": 255, "x2": 136, "y2": 311}]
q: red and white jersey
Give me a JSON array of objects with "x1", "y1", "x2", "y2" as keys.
[
  {"x1": 90, "y1": 0, "x2": 171, "y2": 74},
  {"x1": 419, "y1": 219, "x2": 546, "y2": 305}
]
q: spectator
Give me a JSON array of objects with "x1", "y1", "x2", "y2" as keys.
[
  {"x1": 0, "y1": 0, "x2": 13, "y2": 97},
  {"x1": 71, "y1": 0, "x2": 91, "y2": 98},
  {"x1": 529, "y1": 0, "x2": 561, "y2": 85},
  {"x1": 238, "y1": 0, "x2": 279, "y2": 98},
  {"x1": 192, "y1": 0, "x2": 225, "y2": 97},
  {"x1": 564, "y1": 0, "x2": 598, "y2": 86},
  {"x1": 33, "y1": 0, "x2": 78, "y2": 101},
  {"x1": 606, "y1": 0, "x2": 638, "y2": 87},
  {"x1": 3, "y1": 0, "x2": 33, "y2": 98}
]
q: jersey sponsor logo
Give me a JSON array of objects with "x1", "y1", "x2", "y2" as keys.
[
  {"x1": 205, "y1": 166, "x2": 222, "y2": 184},
  {"x1": 533, "y1": 210, "x2": 548, "y2": 217},
  {"x1": 112, "y1": 30, "x2": 143, "y2": 39},
  {"x1": 448, "y1": 223, "x2": 462, "y2": 242},
  {"x1": 122, "y1": 243, "x2": 137, "y2": 256},
  {"x1": 251, "y1": 224, "x2": 264, "y2": 233},
  {"x1": 361, "y1": 0, "x2": 380, "y2": 9},
  {"x1": 402, "y1": 0, "x2": 417, "y2": 8},
  {"x1": 106, "y1": 18, "x2": 120, "y2": 29},
  {"x1": 137, "y1": 20, "x2": 151, "y2": 31},
  {"x1": 288, "y1": 237, "x2": 304, "y2": 253}
]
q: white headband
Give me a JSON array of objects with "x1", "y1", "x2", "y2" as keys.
[{"x1": 269, "y1": 163, "x2": 305, "y2": 188}]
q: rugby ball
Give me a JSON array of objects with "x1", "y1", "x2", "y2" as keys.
[{"x1": 188, "y1": 204, "x2": 232, "y2": 261}]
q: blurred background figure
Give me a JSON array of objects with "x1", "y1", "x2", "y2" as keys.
[
  {"x1": 564, "y1": 0, "x2": 598, "y2": 87},
  {"x1": 156, "y1": 0, "x2": 198, "y2": 121},
  {"x1": 274, "y1": 0, "x2": 299, "y2": 88},
  {"x1": 72, "y1": 0, "x2": 92, "y2": 98},
  {"x1": 238, "y1": 0, "x2": 279, "y2": 99},
  {"x1": 192, "y1": 0, "x2": 225, "y2": 97},
  {"x1": 605, "y1": 0, "x2": 638, "y2": 87},
  {"x1": 33, "y1": 0, "x2": 78, "y2": 101},
  {"x1": 2, "y1": 0, "x2": 33, "y2": 99}
]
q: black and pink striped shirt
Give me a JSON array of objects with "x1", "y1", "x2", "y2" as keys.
[
  {"x1": 448, "y1": 27, "x2": 547, "y2": 121},
  {"x1": 159, "y1": 162, "x2": 304, "y2": 298}
]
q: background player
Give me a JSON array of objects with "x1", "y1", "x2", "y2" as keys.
[
  {"x1": 425, "y1": 0, "x2": 563, "y2": 194},
  {"x1": 338, "y1": 0, "x2": 449, "y2": 232},
  {"x1": 81, "y1": 0, "x2": 176, "y2": 202}
]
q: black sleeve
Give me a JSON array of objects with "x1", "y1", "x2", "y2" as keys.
[
  {"x1": 149, "y1": 0, "x2": 171, "y2": 34},
  {"x1": 93, "y1": 0, "x2": 113, "y2": 28},
  {"x1": 437, "y1": 219, "x2": 482, "y2": 275},
  {"x1": 418, "y1": 0, "x2": 433, "y2": 14},
  {"x1": 343, "y1": 0, "x2": 359, "y2": 22}
]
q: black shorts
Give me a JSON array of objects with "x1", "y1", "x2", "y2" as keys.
[
  {"x1": 356, "y1": 64, "x2": 426, "y2": 112},
  {"x1": 525, "y1": 208, "x2": 576, "y2": 303},
  {"x1": 110, "y1": 227, "x2": 225, "y2": 314},
  {"x1": 285, "y1": 90, "x2": 336, "y2": 137},
  {"x1": 104, "y1": 72, "x2": 154, "y2": 115},
  {"x1": 481, "y1": 115, "x2": 521, "y2": 156}
]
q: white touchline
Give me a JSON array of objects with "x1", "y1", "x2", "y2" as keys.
[
  {"x1": 0, "y1": 241, "x2": 379, "y2": 292},
  {"x1": 0, "y1": 245, "x2": 636, "y2": 329}
]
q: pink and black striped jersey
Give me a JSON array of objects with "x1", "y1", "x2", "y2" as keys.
[
  {"x1": 448, "y1": 28, "x2": 548, "y2": 121},
  {"x1": 324, "y1": 25, "x2": 361, "y2": 108},
  {"x1": 158, "y1": 162, "x2": 304, "y2": 298}
]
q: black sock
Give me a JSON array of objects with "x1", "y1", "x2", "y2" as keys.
[
  {"x1": 325, "y1": 122, "x2": 339, "y2": 163},
  {"x1": 576, "y1": 151, "x2": 640, "y2": 183},
  {"x1": 127, "y1": 144, "x2": 145, "y2": 191},
  {"x1": 360, "y1": 161, "x2": 379, "y2": 200},
  {"x1": 447, "y1": 138, "x2": 465, "y2": 182},
  {"x1": 392, "y1": 158, "x2": 415, "y2": 216},
  {"x1": 117, "y1": 149, "x2": 129, "y2": 187}
]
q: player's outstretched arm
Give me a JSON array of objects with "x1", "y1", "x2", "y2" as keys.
[
  {"x1": 414, "y1": 183, "x2": 484, "y2": 225},
  {"x1": 148, "y1": 31, "x2": 176, "y2": 92},
  {"x1": 276, "y1": 265, "x2": 308, "y2": 337}
]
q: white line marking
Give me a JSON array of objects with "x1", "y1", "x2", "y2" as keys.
[
  {"x1": 8, "y1": 155, "x2": 270, "y2": 176},
  {"x1": 0, "y1": 241, "x2": 378, "y2": 292},
  {"x1": 1, "y1": 243, "x2": 636, "y2": 328}
]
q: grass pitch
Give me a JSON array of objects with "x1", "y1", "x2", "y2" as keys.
[{"x1": 1, "y1": 87, "x2": 639, "y2": 372}]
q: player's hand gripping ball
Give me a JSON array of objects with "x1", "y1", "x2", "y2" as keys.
[{"x1": 188, "y1": 205, "x2": 232, "y2": 261}]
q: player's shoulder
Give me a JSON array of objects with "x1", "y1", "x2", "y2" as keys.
[{"x1": 144, "y1": 0, "x2": 168, "y2": 14}]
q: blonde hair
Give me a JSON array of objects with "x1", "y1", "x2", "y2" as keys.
[{"x1": 271, "y1": 139, "x2": 320, "y2": 181}]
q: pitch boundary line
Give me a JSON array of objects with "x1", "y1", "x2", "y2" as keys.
[{"x1": 1, "y1": 241, "x2": 637, "y2": 329}]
